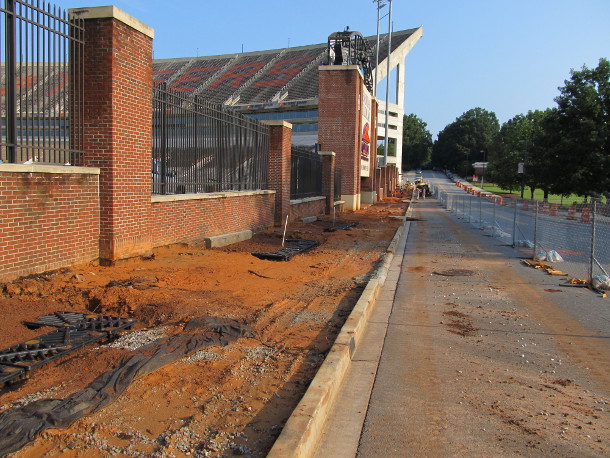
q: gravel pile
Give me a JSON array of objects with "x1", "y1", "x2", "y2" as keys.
[{"x1": 105, "y1": 327, "x2": 167, "y2": 351}]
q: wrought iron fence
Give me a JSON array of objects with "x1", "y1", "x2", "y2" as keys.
[
  {"x1": 433, "y1": 184, "x2": 610, "y2": 286},
  {"x1": 152, "y1": 83, "x2": 269, "y2": 195},
  {"x1": 290, "y1": 146, "x2": 322, "y2": 200},
  {"x1": 1, "y1": 0, "x2": 85, "y2": 165}
]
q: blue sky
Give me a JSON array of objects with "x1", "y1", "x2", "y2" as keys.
[{"x1": 53, "y1": 0, "x2": 610, "y2": 137}]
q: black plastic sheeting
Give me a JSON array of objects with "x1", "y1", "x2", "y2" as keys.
[
  {"x1": 251, "y1": 238, "x2": 320, "y2": 261},
  {"x1": 0, "y1": 317, "x2": 253, "y2": 456},
  {"x1": 324, "y1": 222, "x2": 358, "y2": 232},
  {"x1": 0, "y1": 312, "x2": 136, "y2": 385}
]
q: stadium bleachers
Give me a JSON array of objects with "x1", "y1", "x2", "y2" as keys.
[{"x1": 3, "y1": 29, "x2": 418, "y2": 118}]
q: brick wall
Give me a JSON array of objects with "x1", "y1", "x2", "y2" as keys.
[
  {"x1": 289, "y1": 198, "x2": 326, "y2": 221},
  {"x1": 318, "y1": 66, "x2": 376, "y2": 210},
  {"x1": 0, "y1": 166, "x2": 100, "y2": 282},
  {"x1": 264, "y1": 121, "x2": 292, "y2": 225},
  {"x1": 151, "y1": 192, "x2": 275, "y2": 247},
  {"x1": 79, "y1": 11, "x2": 153, "y2": 262},
  {"x1": 318, "y1": 67, "x2": 361, "y2": 198}
]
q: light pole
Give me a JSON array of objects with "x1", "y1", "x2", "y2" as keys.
[
  {"x1": 372, "y1": 0, "x2": 386, "y2": 98},
  {"x1": 519, "y1": 140, "x2": 528, "y2": 198},
  {"x1": 383, "y1": 0, "x2": 393, "y2": 167},
  {"x1": 480, "y1": 150, "x2": 486, "y2": 189}
]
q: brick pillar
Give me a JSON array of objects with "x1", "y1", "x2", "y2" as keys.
[
  {"x1": 71, "y1": 6, "x2": 154, "y2": 263},
  {"x1": 319, "y1": 151, "x2": 335, "y2": 214},
  {"x1": 318, "y1": 66, "x2": 364, "y2": 211},
  {"x1": 361, "y1": 98, "x2": 379, "y2": 204},
  {"x1": 380, "y1": 165, "x2": 389, "y2": 200},
  {"x1": 264, "y1": 121, "x2": 292, "y2": 225}
]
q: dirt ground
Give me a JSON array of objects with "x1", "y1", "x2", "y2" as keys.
[{"x1": 0, "y1": 198, "x2": 407, "y2": 457}]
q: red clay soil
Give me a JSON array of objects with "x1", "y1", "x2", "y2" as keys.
[{"x1": 0, "y1": 198, "x2": 407, "y2": 457}]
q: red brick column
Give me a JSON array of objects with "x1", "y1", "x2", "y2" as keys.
[
  {"x1": 361, "y1": 98, "x2": 379, "y2": 204},
  {"x1": 319, "y1": 151, "x2": 335, "y2": 214},
  {"x1": 264, "y1": 121, "x2": 292, "y2": 225},
  {"x1": 71, "y1": 6, "x2": 154, "y2": 262},
  {"x1": 318, "y1": 66, "x2": 363, "y2": 210}
]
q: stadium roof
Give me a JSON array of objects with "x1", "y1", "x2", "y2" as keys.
[{"x1": 153, "y1": 28, "x2": 422, "y2": 107}]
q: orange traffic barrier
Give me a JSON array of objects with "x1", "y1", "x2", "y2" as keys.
[
  {"x1": 580, "y1": 207, "x2": 591, "y2": 223},
  {"x1": 550, "y1": 203, "x2": 558, "y2": 216},
  {"x1": 567, "y1": 205, "x2": 577, "y2": 220},
  {"x1": 542, "y1": 202, "x2": 550, "y2": 214}
]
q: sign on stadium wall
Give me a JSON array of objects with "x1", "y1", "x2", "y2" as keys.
[{"x1": 360, "y1": 89, "x2": 372, "y2": 177}]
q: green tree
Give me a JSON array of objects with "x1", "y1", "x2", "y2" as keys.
[
  {"x1": 432, "y1": 107, "x2": 499, "y2": 176},
  {"x1": 401, "y1": 114, "x2": 432, "y2": 170},
  {"x1": 490, "y1": 109, "x2": 559, "y2": 199},
  {"x1": 554, "y1": 58, "x2": 610, "y2": 197}
]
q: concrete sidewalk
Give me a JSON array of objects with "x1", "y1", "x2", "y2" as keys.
[
  {"x1": 272, "y1": 191, "x2": 610, "y2": 457},
  {"x1": 317, "y1": 196, "x2": 610, "y2": 456}
]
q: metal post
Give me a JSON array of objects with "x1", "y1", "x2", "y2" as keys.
[
  {"x1": 468, "y1": 195, "x2": 472, "y2": 223},
  {"x1": 512, "y1": 198, "x2": 518, "y2": 247},
  {"x1": 383, "y1": 0, "x2": 392, "y2": 167},
  {"x1": 373, "y1": 0, "x2": 383, "y2": 98},
  {"x1": 160, "y1": 85, "x2": 168, "y2": 195},
  {"x1": 589, "y1": 201, "x2": 597, "y2": 283},
  {"x1": 533, "y1": 201, "x2": 539, "y2": 259},
  {"x1": 479, "y1": 196, "x2": 482, "y2": 227},
  {"x1": 5, "y1": 0, "x2": 17, "y2": 162},
  {"x1": 493, "y1": 197, "x2": 497, "y2": 230}
]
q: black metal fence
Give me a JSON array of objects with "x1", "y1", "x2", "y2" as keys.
[
  {"x1": 1, "y1": 0, "x2": 85, "y2": 165},
  {"x1": 152, "y1": 83, "x2": 269, "y2": 195},
  {"x1": 290, "y1": 146, "x2": 322, "y2": 199}
]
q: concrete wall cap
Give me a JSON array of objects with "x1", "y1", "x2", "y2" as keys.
[
  {"x1": 290, "y1": 196, "x2": 325, "y2": 205},
  {"x1": 318, "y1": 151, "x2": 335, "y2": 157},
  {"x1": 151, "y1": 190, "x2": 275, "y2": 203},
  {"x1": 0, "y1": 163, "x2": 100, "y2": 175},
  {"x1": 260, "y1": 120, "x2": 293, "y2": 129},
  {"x1": 69, "y1": 6, "x2": 154, "y2": 39},
  {"x1": 319, "y1": 64, "x2": 361, "y2": 72}
]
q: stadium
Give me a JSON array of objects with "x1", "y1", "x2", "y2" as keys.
[{"x1": 152, "y1": 26, "x2": 423, "y2": 170}]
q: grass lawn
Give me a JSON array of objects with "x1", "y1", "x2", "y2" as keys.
[{"x1": 475, "y1": 182, "x2": 605, "y2": 205}]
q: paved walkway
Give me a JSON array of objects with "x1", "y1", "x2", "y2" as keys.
[{"x1": 313, "y1": 176, "x2": 610, "y2": 457}]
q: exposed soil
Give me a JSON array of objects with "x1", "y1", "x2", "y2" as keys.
[{"x1": 0, "y1": 198, "x2": 407, "y2": 457}]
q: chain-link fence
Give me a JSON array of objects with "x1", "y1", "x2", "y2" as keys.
[{"x1": 432, "y1": 185, "x2": 610, "y2": 287}]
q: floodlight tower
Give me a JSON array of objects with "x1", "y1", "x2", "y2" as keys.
[
  {"x1": 373, "y1": 0, "x2": 386, "y2": 98},
  {"x1": 373, "y1": 0, "x2": 392, "y2": 166},
  {"x1": 384, "y1": 0, "x2": 393, "y2": 167}
]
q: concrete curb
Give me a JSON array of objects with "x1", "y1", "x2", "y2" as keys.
[{"x1": 268, "y1": 206, "x2": 412, "y2": 457}]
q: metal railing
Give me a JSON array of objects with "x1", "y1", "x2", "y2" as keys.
[
  {"x1": 152, "y1": 83, "x2": 269, "y2": 195},
  {"x1": 1, "y1": 0, "x2": 85, "y2": 165},
  {"x1": 433, "y1": 185, "x2": 610, "y2": 285},
  {"x1": 290, "y1": 146, "x2": 322, "y2": 200}
]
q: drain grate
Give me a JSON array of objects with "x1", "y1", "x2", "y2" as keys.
[
  {"x1": 324, "y1": 222, "x2": 358, "y2": 232},
  {"x1": 251, "y1": 238, "x2": 320, "y2": 261},
  {"x1": 0, "y1": 312, "x2": 135, "y2": 385}
]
